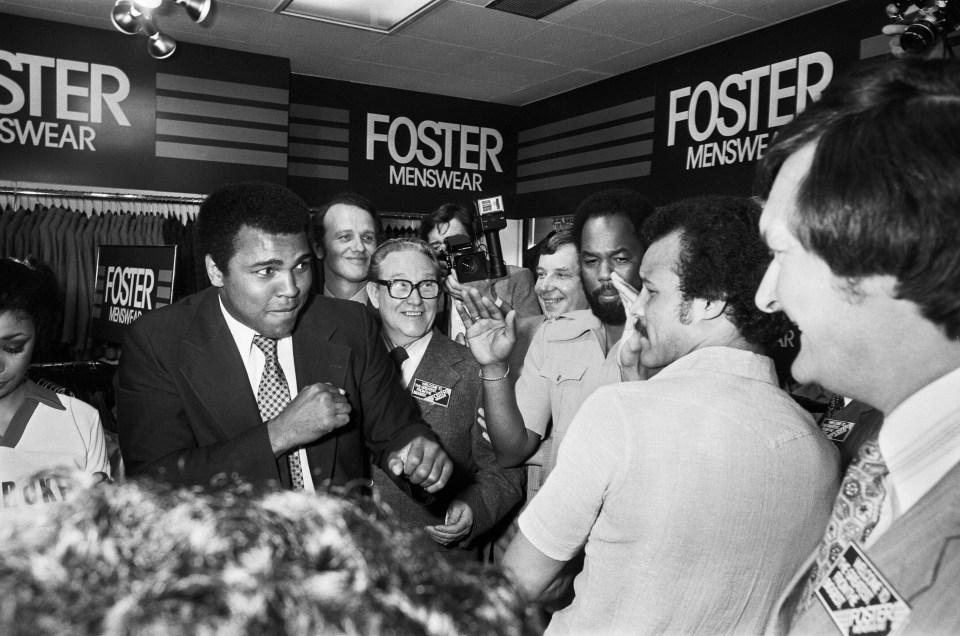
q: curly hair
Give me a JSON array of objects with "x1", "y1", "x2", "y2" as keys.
[
  {"x1": 0, "y1": 472, "x2": 539, "y2": 636},
  {"x1": 642, "y1": 196, "x2": 791, "y2": 346},
  {"x1": 571, "y1": 189, "x2": 654, "y2": 251},
  {"x1": 199, "y1": 182, "x2": 311, "y2": 271},
  {"x1": 0, "y1": 257, "x2": 62, "y2": 344}
]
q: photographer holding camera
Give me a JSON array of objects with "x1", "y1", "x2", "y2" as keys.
[
  {"x1": 883, "y1": 2, "x2": 959, "y2": 58},
  {"x1": 420, "y1": 202, "x2": 541, "y2": 342}
]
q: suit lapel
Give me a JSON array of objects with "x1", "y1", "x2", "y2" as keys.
[
  {"x1": 180, "y1": 289, "x2": 262, "y2": 440},
  {"x1": 408, "y1": 332, "x2": 466, "y2": 418},
  {"x1": 865, "y1": 460, "x2": 960, "y2": 602},
  {"x1": 292, "y1": 298, "x2": 350, "y2": 485}
]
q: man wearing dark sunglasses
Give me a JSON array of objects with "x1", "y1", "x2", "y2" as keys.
[{"x1": 366, "y1": 238, "x2": 524, "y2": 563}]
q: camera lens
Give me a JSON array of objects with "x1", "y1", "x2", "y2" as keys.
[{"x1": 902, "y1": 22, "x2": 939, "y2": 53}]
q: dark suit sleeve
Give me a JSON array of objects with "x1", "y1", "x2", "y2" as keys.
[
  {"x1": 456, "y1": 381, "x2": 526, "y2": 544},
  {"x1": 354, "y1": 306, "x2": 439, "y2": 469},
  {"x1": 116, "y1": 319, "x2": 278, "y2": 487}
]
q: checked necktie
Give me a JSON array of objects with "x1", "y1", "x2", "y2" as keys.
[
  {"x1": 793, "y1": 436, "x2": 888, "y2": 621},
  {"x1": 253, "y1": 335, "x2": 305, "y2": 491}
]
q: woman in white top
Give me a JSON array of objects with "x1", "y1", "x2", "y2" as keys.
[{"x1": 0, "y1": 257, "x2": 109, "y2": 520}]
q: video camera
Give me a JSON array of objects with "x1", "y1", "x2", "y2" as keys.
[
  {"x1": 891, "y1": 1, "x2": 960, "y2": 54},
  {"x1": 440, "y1": 196, "x2": 509, "y2": 284}
]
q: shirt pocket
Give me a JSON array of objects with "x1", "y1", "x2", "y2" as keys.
[{"x1": 540, "y1": 357, "x2": 587, "y2": 384}]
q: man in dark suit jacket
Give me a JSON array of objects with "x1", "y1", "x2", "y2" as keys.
[
  {"x1": 366, "y1": 238, "x2": 524, "y2": 561},
  {"x1": 117, "y1": 182, "x2": 452, "y2": 494},
  {"x1": 754, "y1": 58, "x2": 960, "y2": 634}
]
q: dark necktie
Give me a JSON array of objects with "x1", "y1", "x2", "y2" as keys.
[
  {"x1": 824, "y1": 393, "x2": 845, "y2": 419},
  {"x1": 390, "y1": 345, "x2": 409, "y2": 372},
  {"x1": 253, "y1": 335, "x2": 304, "y2": 491},
  {"x1": 793, "y1": 437, "x2": 888, "y2": 622}
]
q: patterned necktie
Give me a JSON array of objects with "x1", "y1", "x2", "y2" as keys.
[
  {"x1": 389, "y1": 345, "x2": 409, "y2": 371},
  {"x1": 793, "y1": 437, "x2": 888, "y2": 621},
  {"x1": 252, "y1": 335, "x2": 304, "y2": 491},
  {"x1": 824, "y1": 393, "x2": 845, "y2": 419}
]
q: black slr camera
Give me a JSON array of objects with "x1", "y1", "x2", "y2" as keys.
[
  {"x1": 892, "y1": 1, "x2": 960, "y2": 54},
  {"x1": 440, "y1": 196, "x2": 509, "y2": 284}
]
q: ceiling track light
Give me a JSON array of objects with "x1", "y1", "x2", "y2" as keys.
[{"x1": 109, "y1": 0, "x2": 213, "y2": 60}]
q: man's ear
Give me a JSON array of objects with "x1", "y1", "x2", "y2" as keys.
[
  {"x1": 205, "y1": 254, "x2": 225, "y2": 288},
  {"x1": 312, "y1": 239, "x2": 325, "y2": 260},
  {"x1": 698, "y1": 297, "x2": 727, "y2": 322},
  {"x1": 366, "y1": 281, "x2": 381, "y2": 310}
]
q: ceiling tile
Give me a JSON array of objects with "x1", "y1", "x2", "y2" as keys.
[
  {"x1": 458, "y1": 52, "x2": 569, "y2": 88},
  {"x1": 539, "y1": 0, "x2": 606, "y2": 24},
  {"x1": 496, "y1": 23, "x2": 641, "y2": 67},
  {"x1": 357, "y1": 35, "x2": 484, "y2": 77},
  {"x1": 157, "y1": 2, "x2": 271, "y2": 41},
  {"x1": 587, "y1": 46, "x2": 650, "y2": 76},
  {"x1": 218, "y1": 0, "x2": 282, "y2": 9},
  {"x1": 249, "y1": 12, "x2": 386, "y2": 57},
  {"x1": 399, "y1": 1, "x2": 544, "y2": 51},
  {"x1": 559, "y1": 0, "x2": 729, "y2": 44},
  {"x1": 507, "y1": 68, "x2": 610, "y2": 106},
  {"x1": 641, "y1": 13, "x2": 764, "y2": 63}
]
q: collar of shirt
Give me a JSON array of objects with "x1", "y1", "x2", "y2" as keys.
[
  {"x1": 879, "y1": 364, "x2": 960, "y2": 518},
  {"x1": 652, "y1": 346, "x2": 778, "y2": 386},
  {"x1": 218, "y1": 296, "x2": 298, "y2": 398},
  {"x1": 23, "y1": 379, "x2": 66, "y2": 411},
  {"x1": 397, "y1": 331, "x2": 433, "y2": 388},
  {"x1": 544, "y1": 309, "x2": 607, "y2": 347},
  {"x1": 324, "y1": 285, "x2": 368, "y2": 305}
]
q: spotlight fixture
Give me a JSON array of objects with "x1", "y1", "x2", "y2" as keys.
[
  {"x1": 110, "y1": 0, "x2": 143, "y2": 35},
  {"x1": 175, "y1": 0, "x2": 212, "y2": 23},
  {"x1": 143, "y1": 16, "x2": 177, "y2": 59},
  {"x1": 109, "y1": 0, "x2": 213, "y2": 60}
]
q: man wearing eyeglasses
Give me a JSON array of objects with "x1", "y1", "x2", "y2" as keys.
[{"x1": 366, "y1": 238, "x2": 525, "y2": 562}]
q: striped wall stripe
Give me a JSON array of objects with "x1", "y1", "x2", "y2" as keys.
[
  {"x1": 288, "y1": 163, "x2": 350, "y2": 180},
  {"x1": 517, "y1": 96, "x2": 655, "y2": 194},
  {"x1": 157, "y1": 119, "x2": 287, "y2": 147},
  {"x1": 157, "y1": 73, "x2": 288, "y2": 104},
  {"x1": 156, "y1": 141, "x2": 287, "y2": 168},
  {"x1": 157, "y1": 96, "x2": 288, "y2": 126},
  {"x1": 288, "y1": 143, "x2": 349, "y2": 162},
  {"x1": 519, "y1": 120, "x2": 654, "y2": 161},
  {"x1": 518, "y1": 140, "x2": 653, "y2": 178},
  {"x1": 155, "y1": 73, "x2": 289, "y2": 169},
  {"x1": 519, "y1": 97, "x2": 655, "y2": 144},
  {"x1": 288, "y1": 103, "x2": 350, "y2": 181},
  {"x1": 290, "y1": 104, "x2": 350, "y2": 123},
  {"x1": 516, "y1": 162, "x2": 651, "y2": 195},
  {"x1": 289, "y1": 123, "x2": 350, "y2": 142}
]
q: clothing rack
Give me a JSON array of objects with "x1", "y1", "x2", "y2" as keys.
[
  {"x1": 0, "y1": 184, "x2": 204, "y2": 221},
  {"x1": 381, "y1": 211, "x2": 425, "y2": 221}
]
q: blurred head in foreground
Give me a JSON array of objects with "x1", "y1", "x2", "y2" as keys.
[{"x1": 0, "y1": 472, "x2": 537, "y2": 635}]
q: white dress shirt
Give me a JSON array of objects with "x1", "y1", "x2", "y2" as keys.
[
  {"x1": 396, "y1": 331, "x2": 433, "y2": 389},
  {"x1": 219, "y1": 297, "x2": 315, "y2": 492},
  {"x1": 868, "y1": 364, "x2": 960, "y2": 544}
]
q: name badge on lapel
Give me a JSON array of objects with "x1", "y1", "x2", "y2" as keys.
[
  {"x1": 821, "y1": 418, "x2": 855, "y2": 443},
  {"x1": 816, "y1": 542, "x2": 911, "y2": 636},
  {"x1": 412, "y1": 379, "x2": 451, "y2": 408}
]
